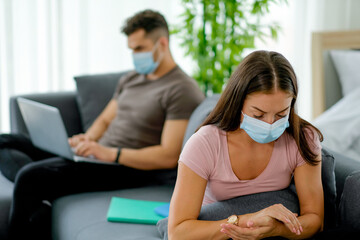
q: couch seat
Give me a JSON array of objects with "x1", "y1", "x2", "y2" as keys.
[{"x1": 52, "y1": 185, "x2": 173, "y2": 240}]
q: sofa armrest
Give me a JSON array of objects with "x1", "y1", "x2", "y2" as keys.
[
  {"x1": 10, "y1": 91, "x2": 83, "y2": 137},
  {"x1": 328, "y1": 149, "x2": 360, "y2": 205},
  {"x1": 338, "y1": 170, "x2": 360, "y2": 231}
]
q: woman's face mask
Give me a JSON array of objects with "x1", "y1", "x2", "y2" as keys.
[
  {"x1": 239, "y1": 91, "x2": 293, "y2": 144},
  {"x1": 240, "y1": 112, "x2": 290, "y2": 144},
  {"x1": 132, "y1": 41, "x2": 162, "y2": 74}
]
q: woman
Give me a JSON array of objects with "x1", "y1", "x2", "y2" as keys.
[{"x1": 168, "y1": 50, "x2": 324, "y2": 239}]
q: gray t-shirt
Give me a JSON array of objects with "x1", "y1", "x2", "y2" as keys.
[{"x1": 98, "y1": 66, "x2": 204, "y2": 149}]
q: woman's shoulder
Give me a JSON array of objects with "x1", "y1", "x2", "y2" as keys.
[
  {"x1": 185, "y1": 125, "x2": 224, "y2": 148},
  {"x1": 303, "y1": 126, "x2": 322, "y2": 153},
  {"x1": 197, "y1": 124, "x2": 224, "y2": 138},
  {"x1": 303, "y1": 126, "x2": 321, "y2": 142},
  {"x1": 282, "y1": 126, "x2": 320, "y2": 143},
  {"x1": 281, "y1": 127, "x2": 322, "y2": 157},
  {"x1": 284, "y1": 127, "x2": 320, "y2": 144},
  {"x1": 180, "y1": 125, "x2": 221, "y2": 178}
]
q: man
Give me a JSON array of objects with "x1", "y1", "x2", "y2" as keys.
[
  {"x1": 68, "y1": 10, "x2": 203, "y2": 168},
  {"x1": 0, "y1": 10, "x2": 204, "y2": 239}
]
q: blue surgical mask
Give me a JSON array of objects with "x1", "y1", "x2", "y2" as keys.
[
  {"x1": 240, "y1": 112, "x2": 289, "y2": 144},
  {"x1": 132, "y1": 44, "x2": 160, "y2": 74}
]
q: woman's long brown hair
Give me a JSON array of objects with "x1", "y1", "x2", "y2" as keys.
[{"x1": 201, "y1": 50, "x2": 323, "y2": 165}]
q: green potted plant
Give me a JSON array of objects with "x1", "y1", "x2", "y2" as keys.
[{"x1": 173, "y1": 0, "x2": 287, "y2": 94}]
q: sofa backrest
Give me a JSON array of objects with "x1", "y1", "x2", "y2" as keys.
[
  {"x1": 9, "y1": 71, "x2": 130, "y2": 136},
  {"x1": 10, "y1": 92, "x2": 83, "y2": 137},
  {"x1": 10, "y1": 70, "x2": 219, "y2": 147},
  {"x1": 74, "y1": 71, "x2": 130, "y2": 132},
  {"x1": 182, "y1": 94, "x2": 220, "y2": 149}
]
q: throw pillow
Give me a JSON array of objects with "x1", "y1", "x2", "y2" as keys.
[
  {"x1": 329, "y1": 50, "x2": 360, "y2": 96},
  {"x1": 157, "y1": 186, "x2": 299, "y2": 240},
  {"x1": 74, "y1": 71, "x2": 129, "y2": 131}
]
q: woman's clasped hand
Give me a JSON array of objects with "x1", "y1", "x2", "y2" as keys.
[{"x1": 220, "y1": 204, "x2": 303, "y2": 240}]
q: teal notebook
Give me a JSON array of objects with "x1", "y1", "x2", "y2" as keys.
[{"x1": 107, "y1": 197, "x2": 169, "y2": 225}]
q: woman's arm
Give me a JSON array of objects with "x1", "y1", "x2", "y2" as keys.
[
  {"x1": 264, "y1": 155, "x2": 324, "y2": 239},
  {"x1": 221, "y1": 155, "x2": 323, "y2": 240},
  {"x1": 168, "y1": 162, "x2": 229, "y2": 240},
  {"x1": 291, "y1": 155, "x2": 324, "y2": 237}
]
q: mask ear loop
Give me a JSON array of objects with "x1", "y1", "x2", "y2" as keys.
[
  {"x1": 152, "y1": 39, "x2": 164, "y2": 66},
  {"x1": 240, "y1": 111, "x2": 245, "y2": 121}
]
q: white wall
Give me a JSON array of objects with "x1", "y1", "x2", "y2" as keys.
[
  {"x1": 0, "y1": 0, "x2": 191, "y2": 132},
  {"x1": 255, "y1": 0, "x2": 360, "y2": 121},
  {"x1": 1, "y1": 0, "x2": 360, "y2": 132}
]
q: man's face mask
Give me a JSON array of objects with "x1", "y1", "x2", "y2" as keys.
[
  {"x1": 132, "y1": 42, "x2": 161, "y2": 74},
  {"x1": 239, "y1": 112, "x2": 290, "y2": 144}
]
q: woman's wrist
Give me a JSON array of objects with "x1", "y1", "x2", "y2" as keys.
[
  {"x1": 227, "y1": 215, "x2": 239, "y2": 225},
  {"x1": 235, "y1": 213, "x2": 254, "y2": 227}
]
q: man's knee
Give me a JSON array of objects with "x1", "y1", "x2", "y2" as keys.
[
  {"x1": 0, "y1": 148, "x2": 32, "y2": 181},
  {"x1": 15, "y1": 157, "x2": 69, "y2": 185},
  {"x1": 0, "y1": 133, "x2": 30, "y2": 148},
  {"x1": 14, "y1": 161, "x2": 42, "y2": 188}
]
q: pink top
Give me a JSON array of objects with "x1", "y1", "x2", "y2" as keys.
[{"x1": 179, "y1": 125, "x2": 321, "y2": 205}]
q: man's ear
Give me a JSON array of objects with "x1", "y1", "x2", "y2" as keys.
[{"x1": 158, "y1": 36, "x2": 169, "y2": 50}]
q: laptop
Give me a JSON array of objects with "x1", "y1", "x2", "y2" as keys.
[{"x1": 17, "y1": 97, "x2": 115, "y2": 164}]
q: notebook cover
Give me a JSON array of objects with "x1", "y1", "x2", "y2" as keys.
[{"x1": 107, "y1": 197, "x2": 168, "y2": 225}]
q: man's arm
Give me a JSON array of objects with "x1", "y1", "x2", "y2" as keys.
[
  {"x1": 118, "y1": 119, "x2": 188, "y2": 169},
  {"x1": 73, "y1": 119, "x2": 188, "y2": 169},
  {"x1": 69, "y1": 99, "x2": 117, "y2": 146},
  {"x1": 85, "y1": 99, "x2": 117, "y2": 140}
]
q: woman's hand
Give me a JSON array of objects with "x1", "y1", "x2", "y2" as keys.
[
  {"x1": 250, "y1": 204, "x2": 302, "y2": 235},
  {"x1": 220, "y1": 204, "x2": 302, "y2": 239},
  {"x1": 221, "y1": 219, "x2": 274, "y2": 240}
]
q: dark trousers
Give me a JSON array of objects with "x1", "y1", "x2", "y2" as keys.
[
  {"x1": 0, "y1": 134, "x2": 176, "y2": 239},
  {"x1": 0, "y1": 133, "x2": 56, "y2": 181}
]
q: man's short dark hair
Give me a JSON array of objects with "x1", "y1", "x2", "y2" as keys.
[{"x1": 122, "y1": 10, "x2": 169, "y2": 41}]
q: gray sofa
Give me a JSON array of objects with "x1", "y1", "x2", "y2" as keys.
[{"x1": 1, "y1": 72, "x2": 360, "y2": 239}]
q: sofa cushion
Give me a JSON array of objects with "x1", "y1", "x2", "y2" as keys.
[
  {"x1": 52, "y1": 185, "x2": 173, "y2": 240},
  {"x1": 182, "y1": 94, "x2": 220, "y2": 148},
  {"x1": 321, "y1": 147, "x2": 337, "y2": 229},
  {"x1": 339, "y1": 170, "x2": 360, "y2": 231},
  {"x1": 74, "y1": 71, "x2": 129, "y2": 131}
]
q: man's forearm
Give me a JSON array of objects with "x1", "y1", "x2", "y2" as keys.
[
  {"x1": 118, "y1": 145, "x2": 180, "y2": 170},
  {"x1": 85, "y1": 118, "x2": 109, "y2": 141},
  {"x1": 113, "y1": 119, "x2": 187, "y2": 169},
  {"x1": 84, "y1": 99, "x2": 117, "y2": 141}
]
